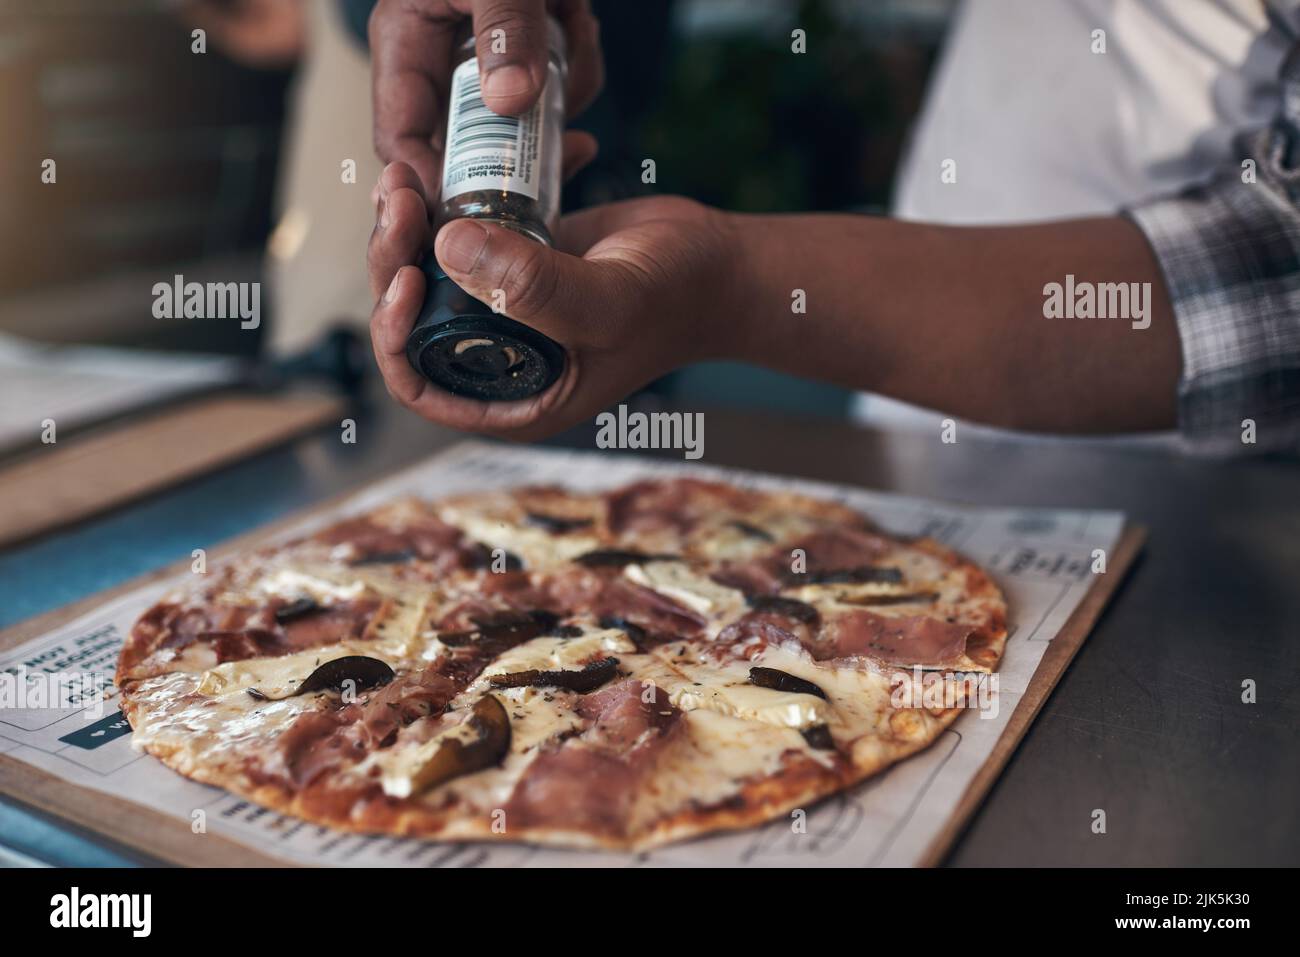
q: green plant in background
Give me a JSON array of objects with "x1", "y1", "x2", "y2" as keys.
[
  {"x1": 642, "y1": 0, "x2": 943, "y2": 415},
  {"x1": 640, "y1": 0, "x2": 933, "y2": 214}
]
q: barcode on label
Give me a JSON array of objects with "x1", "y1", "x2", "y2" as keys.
[
  {"x1": 441, "y1": 57, "x2": 542, "y2": 201},
  {"x1": 446, "y1": 70, "x2": 521, "y2": 164}
]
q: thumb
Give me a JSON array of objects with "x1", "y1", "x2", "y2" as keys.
[
  {"x1": 433, "y1": 218, "x2": 621, "y2": 340},
  {"x1": 472, "y1": 0, "x2": 550, "y2": 115}
]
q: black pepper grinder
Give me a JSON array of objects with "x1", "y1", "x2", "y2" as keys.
[{"x1": 405, "y1": 17, "x2": 568, "y2": 402}]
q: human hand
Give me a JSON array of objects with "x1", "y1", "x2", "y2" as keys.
[
  {"x1": 369, "y1": 0, "x2": 604, "y2": 200},
  {"x1": 178, "y1": 0, "x2": 306, "y2": 68},
  {"x1": 367, "y1": 162, "x2": 740, "y2": 441}
]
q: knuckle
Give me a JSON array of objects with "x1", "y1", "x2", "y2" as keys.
[
  {"x1": 371, "y1": 120, "x2": 395, "y2": 161},
  {"x1": 391, "y1": 370, "x2": 422, "y2": 408},
  {"x1": 476, "y1": 6, "x2": 544, "y2": 54},
  {"x1": 499, "y1": 243, "x2": 555, "y2": 318}
]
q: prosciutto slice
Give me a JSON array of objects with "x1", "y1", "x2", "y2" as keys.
[
  {"x1": 312, "y1": 512, "x2": 485, "y2": 572},
  {"x1": 125, "y1": 597, "x2": 383, "y2": 672},
  {"x1": 544, "y1": 568, "x2": 706, "y2": 645},
  {"x1": 820, "y1": 609, "x2": 971, "y2": 667},
  {"x1": 710, "y1": 526, "x2": 893, "y2": 596},
  {"x1": 793, "y1": 528, "x2": 892, "y2": 572},
  {"x1": 505, "y1": 680, "x2": 682, "y2": 835},
  {"x1": 276, "y1": 649, "x2": 494, "y2": 788},
  {"x1": 714, "y1": 597, "x2": 820, "y2": 659}
]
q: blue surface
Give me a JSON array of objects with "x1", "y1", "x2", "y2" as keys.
[
  {"x1": 0, "y1": 800, "x2": 142, "y2": 867},
  {"x1": 0, "y1": 401, "x2": 453, "y2": 630},
  {"x1": 0, "y1": 452, "x2": 322, "y2": 629}
]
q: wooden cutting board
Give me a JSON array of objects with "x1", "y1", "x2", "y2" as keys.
[{"x1": 0, "y1": 392, "x2": 345, "y2": 548}]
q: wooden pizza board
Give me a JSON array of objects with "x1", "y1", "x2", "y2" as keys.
[
  {"x1": 0, "y1": 469, "x2": 1146, "y2": 867},
  {"x1": 0, "y1": 391, "x2": 346, "y2": 549}
]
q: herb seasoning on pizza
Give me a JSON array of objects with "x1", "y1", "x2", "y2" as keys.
[{"x1": 117, "y1": 478, "x2": 1006, "y2": 851}]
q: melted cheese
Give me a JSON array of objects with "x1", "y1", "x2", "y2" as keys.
[
  {"x1": 633, "y1": 710, "x2": 802, "y2": 823},
  {"x1": 624, "y1": 561, "x2": 746, "y2": 621},
  {"x1": 750, "y1": 645, "x2": 893, "y2": 729},
  {"x1": 157, "y1": 641, "x2": 220, "y2": 675},
  {"x1": 192, "y1": 634, "x2": 426, "y2": 700},
  {"x1": 649, "y1": 643, "x2": 897, "y2": 744},
  {"x1": 365, "y1": 593, "x2": 438, "y2": 661},
  {"x1": 195, "y1": 647, "x2": 339, "y2": 699},
  {"x1": 634, "y1": 647, "x2": 832, "y2": 731},
  {"x1": 791, "y1": 581, "x2": 912, "y2": 604},
  {"x1": 437, "y1": 506, "x2": 600, "y2": 567},
  {"x1": 672, "y1": 682, "x2": 830, "y2": 729},
  {"x1": 373, "y1": 684, "x2": 587, "y2": 806},
  {"x1": 127, "y1": 669, "x2": 321, "y2": 783},
  {"x1": 252, "y1": 566, "x2": 368, "y2": 602},
  {"x1": 649, "y1": 656, "x2": 831, "y2": 731},
  {"x1": 690, "y1": 511, "x2": 821, "y2": 561},
  {"x1": 374, "y1": 715, "x2": 480, "y2": 799}
]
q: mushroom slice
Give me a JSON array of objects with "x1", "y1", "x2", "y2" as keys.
[
  {"x1": 439, "y1": 610, "x2": 559, "y2": 656},
  {"x1": 274, "y1": 597, "x2": 322, "y2": 623},
  {"x1": 488, "y1": 657, "x2": 620, "y2": 693},
  {"x1": 839, "y1": 591, "x2": 940, "y2": 607},
  {"x1": 380, "y1": 695, "x2": 512, "y2": 798},
  {"x1": 745, "y1": 595, "x2": 820, "y2": 623},
  {"x1": 525, "y1": 512, "x2": 594, "y2": 534},
  {"x1": 574, "y1": 549, "x2": 679, "y2": 568},
  {"x1": 248, "y1": 655, "x2": 395, "y2": 702},
  {"x1": 747, "y1": 666, "x2": 828, "y2": 700},
  {"x1": 801, "y1": 725, "x2": 836, "y2": 751},
  {"x1": 803, "y1": 566, "x2": 903, "y2": 585}
]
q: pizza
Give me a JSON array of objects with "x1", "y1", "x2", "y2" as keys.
[{"x1": 116, "y1": 476, "x2": 1007, "y2": 852}]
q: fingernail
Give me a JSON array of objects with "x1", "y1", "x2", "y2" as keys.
[
  {"x1": 384, "y1": 269, "x2": 402, "y2": 303},
  {"x1": 483, "y1": 64, "x2": 532, "y2": 100},
  {"x1": 439, "y1": 220, "x2": 489, "y2": 274},
  {"x1": 379, "y1": 197, "x2": 391, "y2": 228}
]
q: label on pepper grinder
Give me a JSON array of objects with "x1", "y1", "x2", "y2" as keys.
[{"x1": 441, "y1": 57, "x2": 546, "y2": 202}]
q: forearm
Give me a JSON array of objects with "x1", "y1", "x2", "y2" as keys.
[{"x1": 725, "y1": 212, "x2": 1181, "y2": 433}]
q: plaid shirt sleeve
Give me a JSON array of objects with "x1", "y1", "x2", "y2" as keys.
[{"x1": 1125, "y1": 17, "x2": 1300, "y2": 456}]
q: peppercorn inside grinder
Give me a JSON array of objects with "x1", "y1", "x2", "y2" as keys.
[
  {"x1": 404, "y1": 253, "x2": 565, "y2": 401},
  {"x1": 403, "y1": 17, "x2": 569, "y2": 402}
]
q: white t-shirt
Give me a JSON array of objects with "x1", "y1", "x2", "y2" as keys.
[
  {"x1": 895, "y1": 0, "x2": 1285, "y2": 223},
  {"x1": 857, "y1": 0, "x2": 1290, "y2": 434}
]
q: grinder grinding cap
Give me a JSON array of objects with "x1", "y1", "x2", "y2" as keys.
[{"x1": 404, "y1": 253, "x2": 565, "y2": 402}]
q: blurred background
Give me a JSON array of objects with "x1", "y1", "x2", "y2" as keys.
[{"x1": 0, "y1": 0, "x2": 957, "y2": 417}]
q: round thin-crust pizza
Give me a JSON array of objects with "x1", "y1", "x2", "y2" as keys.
[{"x1": 117, "y1": 477, "x2": 1007, "y2": 852}]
